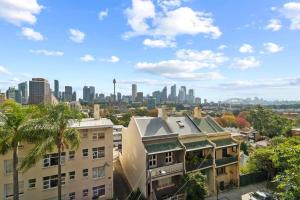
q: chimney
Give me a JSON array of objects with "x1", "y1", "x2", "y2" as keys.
[
  {"x1": 158, "y1": 107, "x2": 168, "y2": 120},
  {"x1": 94, "y1": 104, "x2": 100, "y2": 120},
  {"x1": 194, "y1": 107, "x2": 202, "y2": 119}
]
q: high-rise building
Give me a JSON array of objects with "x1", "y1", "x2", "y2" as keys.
[
  {"x1": 6, "y1": 87, "x2": 21, "y2": 103},
  {"x1": 117, "y1": 92, "x2": 122, "y2": 102},
  {"x1": 64, "y1": 86, "x2": 73, "y2": 102},
  {"x1": 195, "y1": 97, "x2": 202, "y2": 104},
  {"x1": 18, "y1": 81, "x2": 28, "y2": 104},
  {"x1": 169, "y1": 84, "x2": 177, "y2": 102},
  {"x1": 161, "y1": 86, "x2": 167, "y2": 103},
  {"x1": 187, "y1": 89, "x2": 195, "y2": 105},
  {"x1": 89, "y1": 86, "x2": 95, "y2": 103},
  {"x1": 132, "y1": 84, "x2": 137, "y2": 102},
  {"x1": 147, "y1": 97, "x2": 156, "y2": 109},
  {"x1": 152, "y1": 91, "x2": 161, "y2": 104},
  {"x1": 113, "y1": 79, "x2": 116, "y2": 102},
  {"x1": 28, "y1": 78, "x2": 51, "y2": 104},
  {"x1": 72, "y1": 91, "x2": 77, "y2": 101},
  {"x1": 83, "y1": 86, "x2": 95, "y2": 104},
  {"x1": 178, "y1": 86, "x2": 186, "y2": 103},
  {"x1": 54, "y1": 80, "x2": 59, "y2": 99},
  {"x1": 136, "y1": 92, "x2": 143, "y2": 103}
]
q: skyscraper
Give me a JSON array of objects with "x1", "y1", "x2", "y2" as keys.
[
  {"x1": 64, "y1": 86, "x2": 73, "y2": 102},
  {"x1": 83, "y1": 86, "x2": 95, "y2": 104},
  {"x1": 28, "y1": 78, "x2": 51, "y2": 104},
  {"x1": 6, "y1": 87, "x2": 21, "y2": 103},
  {"x1": 117, "y1": 92, "x2": 122, "y2": 102},
  {"x1": 132, "y1": 84, "x2": 137, "y2": 102},
  {"x1": 187, "y1": 89, "x2": 195, "y2": 105},
  {"x1": 72, "y1": 91, "x2": 77, "y2": 101},
  {"x1": 136, "y1": 92, "x2": 144, "y2": 103},
  {"x1": 89, "y1": 86, "x2": 95, "y2": 103},
  {"x1": 54, "y1": 80, "x2": 59, "y2": 99},
  {"x1": 169, "y1": 84, "x2": 177, "y2": 102},
  {"x1": 152, "y1": 91, "x2": 161, "y2": 104},
  {"x1": 18, "y1": 81, "x2": 28, "y2": 104},
  {"x1": 178, "y1": 86, "x2": 186, "y2": 103},
  {"x1": 161, "y1": 86, "x2": 167, "y2": 103},
  {"x1": 147, "y1": 97, "x2": 156, "y2": 110},
  {"x1": 113, "y1": 79, "x2": 116, "y2": 102}
]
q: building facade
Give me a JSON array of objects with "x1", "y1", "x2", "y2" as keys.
[
  {"x1": 0, "y1": 118, "x2": 114, "y2": 200},
  {"x1": 132, "y1": 84, "x2": 137, "y2": 102},
  {"x1": 18, "y1": 82, "x2": 28, "y2": 105},
  {"x1": 28, "y1": 78, "x2": 51, "y2": 105}
]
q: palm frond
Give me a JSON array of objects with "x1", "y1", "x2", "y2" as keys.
[{"x1": 64, "y1": 128, "x2": 80, "y2": 150}]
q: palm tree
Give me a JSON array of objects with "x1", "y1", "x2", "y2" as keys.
[
  {"x1": 0, "y1": 100, "x2": 39, "y2": 200},
  {"x1": 21, "y1": 103, "x2": 82, "y2": 200}
]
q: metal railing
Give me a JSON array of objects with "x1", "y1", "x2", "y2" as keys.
[{"x1": 216, "y1": 155, "x2": 238, "y2": 167}]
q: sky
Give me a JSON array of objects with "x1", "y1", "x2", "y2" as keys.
[{"x1": 0, "y1": 0, "x2": 300, "y2": 101}]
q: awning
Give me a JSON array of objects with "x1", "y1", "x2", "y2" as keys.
[
  {"x1": 183, "y1": 140, "x2": 213, "y2": 151},
  {"x1": 213, "y1": 138, "x2": 238, "y2": 148},
  {"x1": 145, "y1": 140, "x2": 183, "y2": 155}
]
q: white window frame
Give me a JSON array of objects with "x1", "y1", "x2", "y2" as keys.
[
  {"x1": 165, "y1": 152, "x2": 173, "y2": 164},
  {"x1": 92, "y1": 166, "x2": 105, "y2": 179},
  {"x1": 92, "y1": 147, "x2": 105, "y2": 159},
  {"x1": 149, "y1": 154, "x2": 157, "y2": 168},
  {"x1": 43, "y1": 153, "x2": 65, "y2": 167},
  {"x1": 92, "y1": 132, "x2": 105, "y2": 140},
  {"x1": 93, "y1": 185, "x2": 105, "y2": 198},
  {"x1": 4, "y1": 182, "x2": 24, "y2": 198},
  {"x1": 43, "y1": 174, "x2": 66, "y2": 190},
  {"x1": 82, "y1": 169, "x2": 89, "y2": 177},
  {"x1": 82, "y1": 149, "x2": 88, "y2": 157},
  {"x1": 28, "y1": 178, "x2": 36, "y2": 189},
  {"x1": 4, "y1": 160, "x2": 13, "y2": 175}
]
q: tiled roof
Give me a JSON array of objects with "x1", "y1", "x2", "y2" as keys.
[
  {"x1": 183, "y1": 140, "x2": 213, "y2": 151},
  {"x1": 145, "y1": 140, "x2": 183, "y2": 154},
  {"x1": 192, "y1": 116, "x2": 224, "y2": 133},
  {"x1": 135, "y1": 117, "x2": 173, "y2": 137},
  {"x1": 166, "y1": 116, "x2": 202, "y2": 135},
  {"x1": 212, "y1": 138, "x2": 238, "y2": 147}
]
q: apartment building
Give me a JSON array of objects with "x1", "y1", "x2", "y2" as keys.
[
  {"x1": 0, "y1": 118, "x2": 113, "y2": 200},
  {"x1": 120, "y1": 107, "x2": 240, "y2": 199}
]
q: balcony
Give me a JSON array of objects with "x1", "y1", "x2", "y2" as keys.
[
  {"x1": 216, "y1": 155, "x2": 238, "y2": 167},
  {"x1": 186, "y1": 158, "x2": 213, "y2": 171},
  {"x1": 149, "y1": 163, "x2": 184, "y2": 179}
]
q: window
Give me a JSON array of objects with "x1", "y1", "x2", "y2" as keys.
[
  {"x1": 232, "y1": 146, "x2": 237, "y2": 153},
  {"x1": 43, "y1": 174, "x2": 66, "y2": 189},
  {"x1": 176, "y1": 120, "x2": 185, "y2": 128},
  {"x1": 82, "y1": 149, "x2": 88, "y2": 157},
  {"x1": 158, "y1": 177, "x2": 172, "y2": 189},
  {"x1": 28, "y1": 179, "x2": 36, "y2": 189},
  {"x1": 217, "y1": 167, "x2": 226, "y2": 176},
  {"x1": 69, "y1": 171, "x2": 75, "y2": 180},
  {"x1": 92, "y1": 147, "x2": 105, "y2": 159},
  {"x1": 83, "y1": 169, "x2": 89, "y2": 177},
  {"x1": 4, "y1": 160, "x2": 13, "y2": 175},
  {"x1": 43, "y1": 152, "x2": 65, "y2": 167},
  {"x1": 69, "y1": 192, "x2": 75, "y2": 200},
  {"x1": 93, "y1": 166, "x2": 105, "y2": 179},
  {"x1": 92, "y1": 132, "x2": 105, "y2": 140},
  {"x1": 222, "y1": 148, "x2": 228, "y2": 157},
  {"x1": 81, "y1": 129, "x2": 88, "y2": 138},
  {"x1": 93, "y1": 185, "x2": 105, "y2": 198},
  {"x1": 165, "y1": 152, "x2": 173, "y2": 164},
  {"x1": 149, "y1": 154, "x2": 157, "y2": 168},
  {"x1": 4, "y1": 182, "x2": 24, "y2": 198},
  {"x1": 82, "y1": 189, "x2": 89, "y2": 197},
  {"x1": 69, "y1": 151, "x2": 75, "y2": 160}
]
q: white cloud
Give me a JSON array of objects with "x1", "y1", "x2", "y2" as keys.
[
  {"x1": 0, "y1": 65, "x2": 11, "y2": 75},
  {"x1": 263, "y1": 42, "x2": 283, "y2": 53},
  {"x1": 218, "y1": 45, "x2": 227, "y2": 50},
  {"x1": 124, "y1": 1, "x2": 222, "y2": 40},
  {"x1": 135, "y1": 49, "x2": 227, "y2": 81},
  {"x1": 29, "y1": 49, "x2": 64, "y2": 56},
  {"x1": 231, "y1": 57, "x2": 260, "y2": 70},
  {"x1": 80, "y1": 54, "x2": 95, "y2": 62},
  {"x1": 21, "y1": 27, "x2": 43, "y2": 41},
  {"x1": 158, "y1": 0, "x2": 182, "y2": 11},
  {"x1": 265, "y1": 19, "x2": 282, "y2": 31},
  {"x1": 239, "y1": 44, "x2": 254, "y2": 53},
  {"x1": 119, "y1": 79, "x2": 174, "y2": 86},
  {"x1": 99, "y1": 9, "x2": 108, "y2": 20},
  {"x1": 0, "y1": 0, "x2": 43, "y2": 25},
  {"x1": 101, "y1": 56, "x2": 120, "y2": 63},
  {"x1": 281, "y1": 2, "x2": 300, "y2": 30},
  {"x1": 143, "y1": 38, "x2": 176, "y2": 48},
  {"x1": 69, "y1": 28, "x2": 85, "y2": 43}
]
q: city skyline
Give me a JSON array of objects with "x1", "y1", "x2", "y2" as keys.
[{"x1": 1, "y1": 0, "x2": 300, "y2": 101}]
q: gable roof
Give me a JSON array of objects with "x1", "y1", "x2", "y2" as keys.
[
  {"x1": 166, "y1": 116, "x2": 202, "y2": 135},
  {"x1": 135, "y1": 117, "x2": 174, "y2": 138},
  {"x1": 192, "y1": 116, "x2": 224, "y2": 133}
]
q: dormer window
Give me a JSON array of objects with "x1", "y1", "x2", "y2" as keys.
[{"x1": 176, "y1": 120, "x2": 184, "y2": 128}]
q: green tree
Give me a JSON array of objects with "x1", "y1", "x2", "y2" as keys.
[
  {"x1": 21, "y1": 103, "x2": 82, "y2": 200},
  {"x1": 181, "y1": 172, "x2": 207, "y2": 200},
  {"x1": 240, "y1": 142, "x2": 249, "y2": 156},
  {"x1": 0, "y1": 100, "x2": 38, "y2": 200}
]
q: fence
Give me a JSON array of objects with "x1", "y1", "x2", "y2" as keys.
[{"x1": 240, "y1": 171, "x2": 268, "y2": 187}]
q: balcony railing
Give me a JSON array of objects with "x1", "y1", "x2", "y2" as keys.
[
  {"x1": 150, "y1": 163, "x2": 183, "y2": 178},
  {"x1": 186, "y1": 159, "x2": 213, "y2": 171},
  {"x1": 216, "y1": 155, "x2": 238, "y2": 167}
]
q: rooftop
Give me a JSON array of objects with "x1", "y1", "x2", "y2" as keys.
[
  {"x1": 144, "y1": 140, "x2": 183, "y2": 155},
  {"x1": 192, "y1": 116, "x2": 224, "y2": 133},
  {"x1": 183, "y1": 140, "x2": 213, "y2": 151},
  {"x1": 70, "y1": 118, "x2": 113, "y2": 129},
  {"x1": 166, "y1": 116, "x2": 202, "y2": 135},
  {"x1": 135, "y1": 117, "x2": 174, "y2": 137}
]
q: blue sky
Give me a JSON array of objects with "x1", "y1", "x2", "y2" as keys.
[{"x1": 0, "y1": 0, "x2": 300, "y2": 101}]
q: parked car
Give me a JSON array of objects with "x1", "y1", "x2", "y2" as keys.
[{"x1": 250, "y1": 191, "x2": 277, "y2": 200}]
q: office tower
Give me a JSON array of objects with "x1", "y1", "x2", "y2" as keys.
[
  {"x1": 83, "y1": 86, "x2": 95, "y2": 104},
  {"x1": 169, "y1": 84, "x2": 177, "y2": 102},
  {"x1": 54, "y1": 80, "x2": 59, "y2": 99},
  {"x1": 136, "y1": 92, "x2": 143, "y2": 103},
  {"x1": 132, "y1": 84, "x2": 137, "y2": 102},
  {"x1": 152, "y1": 91, "x2": 161, "y2": 104},
  {"x1": 187, "y1": 89, "x2": 195, "y2": 104},
  {"x1": 147, "y1": 97, "x2": 156, "y2": 109},
  {"x1": 18, "y1": 81, "x2": 28, "y2": 104},
  {"x1": 117, "y1": 92, "x2": 122, "y2": 102},
  {"x1": 6, "y1": 87, "x2": 21, "y2": 103},
  {"x1": 195, "y1": 97, "x2": 201, "y2": 104},
  {"x1": 178, "y1": 86, "x2": 186, "y2": 103},
  {"x1": 0, "y1": 92, "x2": 6, "y2": 104},
  {"x1": 72, "y1": 91, "x2": 77, "y2": 101},
  {"x1": 89, "y1": 86, "x2": 95, "y2": 103},
  {"x1": 113, "y1": 79, "x2": 116, "y2": 102},
  {"x1": 28, "y1": 78, "x2": 51, "y2": 104},
  {"x1": 161, "y1": 86, "x2": 167, "y2": 103},
  {"x1": 64, "y1": 86, "x2": 73, "y2": 102}
]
